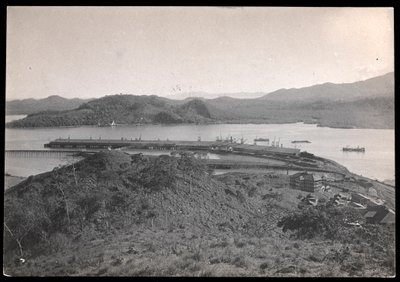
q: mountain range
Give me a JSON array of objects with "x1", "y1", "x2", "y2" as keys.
[
  {"x1": 6, "y1": 95, "x2": 93, "y2": 115},
  {"x1": 167, "y1": 72, "x2": 394, "y2": 101},
  {"x1": 6, "y1": 72, "x2": 394, "y2": 129}
]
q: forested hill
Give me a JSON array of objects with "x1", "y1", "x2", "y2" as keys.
[
  {"x1": 5, "y1": 73, "x2": 394, "y2": 129},
  {"x1": 6, "y1": 95, "x2": 93, "y2": 115},
  {"x1": 6, "y1": 95, "x2": 214, "y2": 128}
]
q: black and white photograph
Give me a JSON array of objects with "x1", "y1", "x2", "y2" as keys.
[{"x1": 4, "y1": 6, "x2": 395, "y2": 277}]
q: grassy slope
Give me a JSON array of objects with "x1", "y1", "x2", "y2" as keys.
[{"x1": 3, "y1": 151, "x2": 395, "y2": 277}]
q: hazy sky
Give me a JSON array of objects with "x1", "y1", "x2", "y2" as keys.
[{"x1": 6, "y1": 6, "x2": 394, "y2": 100}]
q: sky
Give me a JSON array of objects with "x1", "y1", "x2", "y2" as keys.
[{"x1": 6, "y1": 6, "x2": 394, "y2": 100}]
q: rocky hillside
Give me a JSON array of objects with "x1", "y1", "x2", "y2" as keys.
[{"x1": 3, "y1": 151, "x2": 395, "y2": 276}]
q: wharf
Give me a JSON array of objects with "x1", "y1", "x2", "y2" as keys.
[{"x1": 44, "y1": 138, "x2": 300, "y2": 156}]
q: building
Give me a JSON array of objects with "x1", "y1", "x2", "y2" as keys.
[
  {"x1": 381, "y1": 209, "x2": 395, "y2": 226},
  {"x1": 290, "y1": 172, "x2": 314, "y2": 192},
  {"x1": 363, "y1": 205, "x2": 395, "y2": 225},
  {"x1": 351, "y1": 192, "x2": 384, "y2": 208},
  {"x1": 351, "y1": 192, "x2": 370, "y2": 206}
]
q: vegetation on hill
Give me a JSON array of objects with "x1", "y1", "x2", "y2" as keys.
[
  {"x1": 6, "y1": 95, "x2": 213, "y2": 128},
  {"x1": 5, "y1": 73, "x2": 394, "y2": 129},
  {"x1": 3, "y1": 151, "x2": 395, "y2": 276}
]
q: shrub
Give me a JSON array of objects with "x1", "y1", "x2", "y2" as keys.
[
  {"x1": 234, "y1": 239, "x2": 246, "y2": 248},
  {"x1": 259, "y1": 262, "x2": 269, "y2": 270},
  {"x1": 231, "y1": 256, "x2": 248, "y2": 268},
  {"x1": 277, "y1": 206, "x2": 335, "y2": 239},
  {"x1": 277, "y1": 204, "x2": 365, "y2": 240}
]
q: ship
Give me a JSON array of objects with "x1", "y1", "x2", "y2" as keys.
[
  {"x1": 292, "y1": 140, "x2": 311, "y2": 143},
  {"x1": 342, "y1": 146, "x2": 365, "y2": 152},
  {"x1": 254, "y1": 137, "x2": 269, "y2": 142},
  {"x1": 110, "y1": 121, "x2": 116, "y2": 126}
]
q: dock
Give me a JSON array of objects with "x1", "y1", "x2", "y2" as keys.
[
  {"x1": 44, "y1": 138, "x2": 300, "y2": 156},
  {"x1": 5, "y1": 149, "x2": 98, "y2": 158}
]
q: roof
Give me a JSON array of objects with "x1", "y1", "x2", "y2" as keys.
[
  {"x1": 351, "y1": 192, "x2": 383, "y2": 206},
  {"x1": 380, "y1": 210, "x2": 395, "y2": 224},
  {"x1": 348, "y1": 202, "x2": 366, "y2": 209},
  {"x1": 364, "y1": 211, "x2": 377, "y2": 218},
  {"x1": 364, "y1": 205, "x2": 393, "y2": 224},
  {"x1": 291, "y1": 172, "x2": 314, "y2": 181}
]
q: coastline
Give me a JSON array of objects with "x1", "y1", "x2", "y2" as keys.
[{"x1": 5, "y1": 119, "x2": 395, "y2": 130}]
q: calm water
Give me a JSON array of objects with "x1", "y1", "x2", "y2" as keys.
[{"x1": 5, "y1": 119, "x2": 395, "y2": 181}]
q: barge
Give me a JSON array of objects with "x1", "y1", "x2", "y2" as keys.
[{"x1": 342, "y1": 146, "x2": 365, "y2": 152}]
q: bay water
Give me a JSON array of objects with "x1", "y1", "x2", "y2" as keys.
[{"x1": 5, "y1": 117, "x2": 395, "y2": 181}]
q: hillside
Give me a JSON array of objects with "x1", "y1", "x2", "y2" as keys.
[
  {"x1": 5, "y1": 95, "x2": 93, "y2": 115},
  {"x1": 3, "y1": 151, "x2": 395, "y2": 276},
  {"x1": 5, "y1": 73, "x2": 394, "y2": 129},
  {"x1": 206, "y1": 96, "x2": 394, "y2": 129},
  {"x1": 6, "y1": 95, "x2": 213, "y2": 127}
]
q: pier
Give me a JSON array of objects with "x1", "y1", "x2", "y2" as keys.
[
  {"x1": 44, "y1": 138, "x2": 301, "y2": 156},
  {"x1": 5, "y1": 150, "x2": 97, "y2": 158},
  {"x1": 6, "y1": 142, "x2": 346, "y2": 179}
]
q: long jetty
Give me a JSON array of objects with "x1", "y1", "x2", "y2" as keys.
[
  {"x1": 5, "y1": 149, "x2": 98, "y2": 158},
  {"x1": 44, "y1": 138, "x2": 301, "y2": 156}
]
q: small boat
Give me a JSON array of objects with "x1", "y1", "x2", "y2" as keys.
[
  {"x1": 342, "y1": 146, "x2": 365, "y2": 152},
  {"x1": 292, "y1": 140, "x2": 311, "y2": 143},
  {"x1": 110, "y1": 121, "x2": 116, "y2": 126},
  {"x1": 254, "y1": 138, "x2": 269, "y2": 142}
]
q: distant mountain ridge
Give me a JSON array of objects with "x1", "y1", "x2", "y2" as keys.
[
  {"x1": 6, "y1": 72, "x2": 394, "y2": 129},
  {"x1": 6, "y1": 95, "x2": 93, "y2": 115},
  {"x1": 167, "y1": 72, "x2": 393, "y2": 101},
  {"x1": 259, "y1": 72, "x2": 394, "y2": 102},
  {"x1": 168, "y1": 91, "x2": 269, "y2": 100}
]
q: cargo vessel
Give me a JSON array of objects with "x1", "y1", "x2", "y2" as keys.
[{"x1": 342, "y1": 146, "x2": 365, "y2": 152}]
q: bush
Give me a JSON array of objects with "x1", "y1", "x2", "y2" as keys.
[
  {"x1": 231, "y1": 256, "x2": 248, "y2": 268},
  {"x1": 234, "y1": 239, "x2": 246, "y2": 248},
  {"x1": 277, "y1": 204, "x2": 365, "y2": 240},
  {"x1": 259, "y1": 262, "x2": 269, "y2": 270}
]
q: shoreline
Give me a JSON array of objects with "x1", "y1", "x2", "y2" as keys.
[{"x1": 5, "y1": 120, "x2": 395, "y2": 130}]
